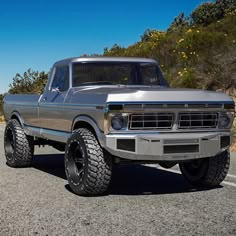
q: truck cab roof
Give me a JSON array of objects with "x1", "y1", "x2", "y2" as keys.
[{"x1": 54, "y1": 57, "x2": 158, "y2": 67}]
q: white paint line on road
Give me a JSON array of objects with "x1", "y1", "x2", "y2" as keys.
[
  {"x1": 227, "y1": 174, "x2": 236, "y2": 178},
  {"x1": 147, "y1": 165, "x2": 236, "y2": 188},
  {"x1": 222, "y1": 181, "x2": 236, "y2": 188}
]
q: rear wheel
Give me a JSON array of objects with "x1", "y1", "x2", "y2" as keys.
[
  {"x1": 179, "y1": 151, "x2": 230, "y2": 187},
  {"x1": 4, "y1": 119, "x2": 34, "y2": 167},
  {"x1": 65, "y1": 128, "x2": 112, "y2": 196}
]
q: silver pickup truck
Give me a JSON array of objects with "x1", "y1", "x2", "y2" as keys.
[{"x1": 3, "y1": 57, "x2": 235, "y2": 196}]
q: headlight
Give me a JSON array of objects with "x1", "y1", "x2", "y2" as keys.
[
  {"x1": 110, "y1": 114, "x2": 128, "y2": 130},
  {"x1": 218, "y1": 112, "x2": 233, "y2": 129}
]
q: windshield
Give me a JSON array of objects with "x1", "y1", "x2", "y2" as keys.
[{"x1": 72, "y1": 62, "x2": 167, "y2": 87}]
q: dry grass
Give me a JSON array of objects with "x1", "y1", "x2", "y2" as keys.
[
  {"x1": 230, "y1": 116, "x2": 236, "y2": 152},
  {"x1": 230, "y1": 140, "x2": 236, "y2": 152},
  {"x1": 0, "y1": 115, "x2": 4, "y2": 123}
]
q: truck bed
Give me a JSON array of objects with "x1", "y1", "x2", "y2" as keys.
[{"x1": 3, "y1": 94, "x2": 41, "y2": 126}]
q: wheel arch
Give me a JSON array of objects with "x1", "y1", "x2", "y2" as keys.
[
  {"x1": 10, "y1": 111, "x2": 24, "y2": 128},
  {"x1": 72, "y1": 115, "x2": 105, "y2": 147}
]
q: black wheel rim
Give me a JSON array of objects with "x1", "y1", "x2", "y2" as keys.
[
  {"x1": 5, "y1": 127, "x2": 15, "y2": 160},
  {"x1": 67, "y1": 141, "x2": 85, "y2": 185},
  {"x1": 182, "y1": 159, "x2": 208, "y2": 179}
]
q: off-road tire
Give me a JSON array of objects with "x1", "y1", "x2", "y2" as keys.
[
  {"x1": 4, "y1": 119, "x2": 34, "y2": 167},
  {"x1": 65, "y1": 128, "x2": 112, "y2": 196},
  {"x1": 179, "y1": 151, "x2": 230, "y2": 187}
]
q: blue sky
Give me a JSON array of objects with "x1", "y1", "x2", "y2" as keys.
[{"x1": 0, "y1": 0, "x2": 205, "y2": 93}]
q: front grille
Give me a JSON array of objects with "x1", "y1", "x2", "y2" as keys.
[
  {"x1": 178, "y1": 112, "x2": 218, "y2": 129},
  {"x1": 129, "y1": 113, "x2": 174, "y2": 130}
]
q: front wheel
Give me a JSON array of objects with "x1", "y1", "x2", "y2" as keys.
[
  {"x1": 65, "y1": 128, "x2": 112, "y2": 196},
  {"x1": 179, "y1": 151, "x2": 230, "y2": 187}
]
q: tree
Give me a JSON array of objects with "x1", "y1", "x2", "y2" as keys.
[
  {"x1": 9, "y1": 69, "x2": 48, "y2": 94},
  {"x1": 168, "y1": 12, "x2": 190, "y2": 31}
]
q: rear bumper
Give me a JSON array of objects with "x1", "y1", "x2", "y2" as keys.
[{"x1": 105, "y1": 131, "x2": 231, "y2": 161}]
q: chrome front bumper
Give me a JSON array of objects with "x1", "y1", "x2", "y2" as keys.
[{"x1": 105, "y1": 132, "x2": 231, "y2": 161}]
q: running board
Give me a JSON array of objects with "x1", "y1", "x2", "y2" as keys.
[{"x1": 24, "y1": 125, "x2": 70, "y2": 143}]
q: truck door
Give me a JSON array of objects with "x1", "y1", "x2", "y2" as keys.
[{"x1": 39, "y1": 65, "x2": 70, "y2": 131}]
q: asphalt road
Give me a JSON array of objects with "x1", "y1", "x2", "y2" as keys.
[{"x1": 0, "y1": 123, "x2": 236, "y2": 236}]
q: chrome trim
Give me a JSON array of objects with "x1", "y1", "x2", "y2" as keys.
[
  {"x1": 55, "y1": 57, "x2": 157, "y2": 67},
  {"x1": 107, "y1": 101, "x2": 234, "y2": 105},
  {"x1": 25, "y1": 125, "x2": 71, "y2": 143},
  {"x1": 163, "y1": 139, "x2": 199, "y2": 144}
]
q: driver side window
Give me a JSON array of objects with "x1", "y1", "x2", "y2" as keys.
[{"x1": 51, "y1": 66, "x2": 69, "y2": 91}]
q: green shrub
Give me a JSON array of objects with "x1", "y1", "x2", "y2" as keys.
[
  {"x1": 216, "y1": 0, "x2": 236, "y2": 14},
  {"x1": 191, "y1": 2, "x2": 223, "y2": 26},
  {"x1": 190, "y1": 0, "x2": 236, "y2": 26},
  {"x1": 170, "y1": 69, "x2": 198, "y2": 88},
  {"x1": 176, "y1": 30, "x2": 225, "y2": 59}
]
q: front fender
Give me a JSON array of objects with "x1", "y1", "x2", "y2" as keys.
[{"x1": 72, "y1": 115, "x2": 105, "y2": 147}]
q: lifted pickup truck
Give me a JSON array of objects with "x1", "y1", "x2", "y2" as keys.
[{"x1": 3, "y1": 57, "x2": 235, "y2": 196}]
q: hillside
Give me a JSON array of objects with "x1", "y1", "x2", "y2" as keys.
[{"x1": 103, "y1": 1, "x2": 236, "y2": 92}]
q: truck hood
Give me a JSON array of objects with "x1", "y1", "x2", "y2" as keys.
[{"x1": 70, "y1": 86, "x2": 233, "y2": 104}]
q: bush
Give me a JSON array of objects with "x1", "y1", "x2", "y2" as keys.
[
  {"x1": 191, "y1": 2, "x2": 223, "y2": 26},
  {"x1": 170, "y1": 69, "x2": 198, "y2": 88},
  {"x1": 190, "y1": 0, "x2": 236, "y2": 27},
  {"x1": 176, "y1": 30, "x2": 225, "y2": 59},
  {"x1": 216, "y1": 0, "x2": 236, "y2": 14}
]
